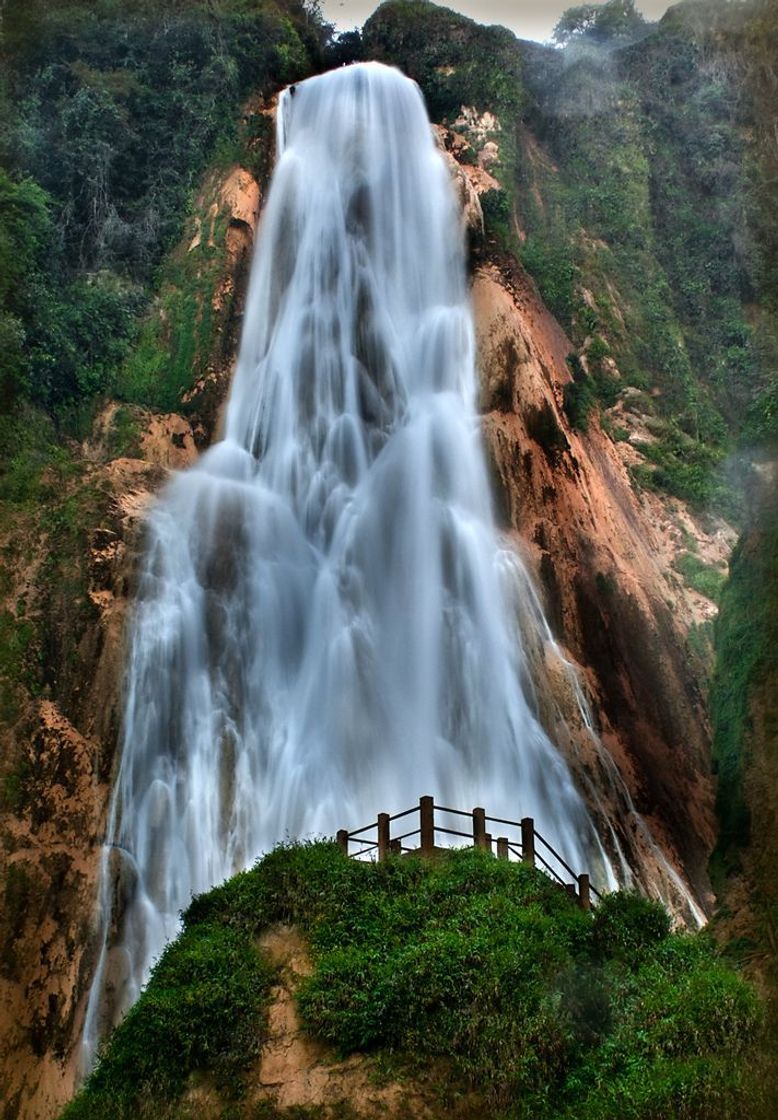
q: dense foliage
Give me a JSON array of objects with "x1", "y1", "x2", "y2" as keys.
[
  {"x1": 63, "y1": 920, "x2": 275, "y2": 1119},
  {"x1": 711, "y1": 490, "x2": 778, "y2": 858},
  {"x1": 552, "y1": 0, "x2": 648, "y2": 46},
  {"x1": 65, "y1": 843, "x2": 765, "y2": 1120},
  {"x1": 0, "y1": 0, "x2": 325, "y2": 412}
]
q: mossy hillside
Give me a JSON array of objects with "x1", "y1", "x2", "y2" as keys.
[
  {"x1": 118, "y1": 182, "x2": 239, "y2": 413},
  {"x1": 66, "y1": 843, "x2": 765, "y2": 1120}
]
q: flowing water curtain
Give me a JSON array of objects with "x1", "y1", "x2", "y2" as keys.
[{"x1": 82, "y1": 62, "x2": 615, "y2": 1068}]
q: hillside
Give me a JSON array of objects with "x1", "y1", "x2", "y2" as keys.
[{"x1": 63, "y1": 843, "x2": 767, "y2": 1120}]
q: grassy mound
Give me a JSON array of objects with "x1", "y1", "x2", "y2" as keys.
[{"x1": 65, "y1": 843, "x2": 766, "y2": 1119}]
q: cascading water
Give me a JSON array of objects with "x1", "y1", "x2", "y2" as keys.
[{"x1": 83, "y1": 61, "x2": 618, "y2": 1065}]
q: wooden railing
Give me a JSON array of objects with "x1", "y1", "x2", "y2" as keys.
[{"x1": 337, "y1": 795, "x2": 602, "y2": 911}]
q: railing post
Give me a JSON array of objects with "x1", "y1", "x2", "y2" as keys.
[
  {"x1": 390, "y1": 839, "x2": 402, "y2": 855},
  {"x1": 472, "y1": 807, "x2": 487, "y2": 850},
  {"x1": 565, "y1": 883, "x2": 577, "y2": 902},
  {"x1": 497, "y1": 836, "x2": 509, "y2": 860},
  {"x1": 420, "y1": 796, "x2": 435, "y2": 854},
  {"x1": 337, "y1": 829, "x2": 349, "y2": 856},
  {"x1": 578, "y1": 873, "x2": 591, "y2": 911},
  {"x1": 521, "y1": 817, "x2": 535, "y2": 866},
  {"x1": 377, "y1": 813, "x2": 390, "y2": 862},
  {"x1": 484, "y1": 832, "x2": 493, "y2": 854}
]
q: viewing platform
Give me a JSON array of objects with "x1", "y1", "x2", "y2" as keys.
[{"x1": 337, "y1": 795, "x2": 602, "y2": 911}]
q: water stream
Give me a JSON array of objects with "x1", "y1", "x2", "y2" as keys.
[{"x1": 83, "y1": 61, "x2": 624, "y2": 1066}]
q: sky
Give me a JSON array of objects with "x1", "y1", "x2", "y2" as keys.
[{"x1": 320, "y1": 1, "x2": 673, "y2": 43}]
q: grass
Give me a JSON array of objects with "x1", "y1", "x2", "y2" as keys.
[
  {"x1": 62, "y1": 923, "x2": 275, "y2": 1120},
  {"x1": 64, "y1": 843, "x2": 767, "y2": 1120}
]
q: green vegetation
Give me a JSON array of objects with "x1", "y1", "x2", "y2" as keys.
[
  {"x1": 708, "y1": 490, "x2": 777, "y2": 1091},
  {"x1": 363, "y1": 1, "x2": 526, "y2": 121},
  {"x1": 710, "y1": 498, "x2": 778, "y2": 858},
  {"x1": 117, "y1": 201, "x2": 235, "y2": 410},
  {"x1": 64, "y1": 922, "x2": 275, "y2": 1119},
  {"x1": 66, "y1": 843, "x2": 766, "y2": 1120},
  {"x1": 552, "y1": 0, "x2": 648, "y2": 46},
  {"x1": 674, "y1": 552, "x2": 727, "y2": 604},
  {"x1": 0, "y1": 1, "x2": 327, "y2": 753},
  {"x1": 0, "y1": 0, "x2": 325, "y2": 415}
]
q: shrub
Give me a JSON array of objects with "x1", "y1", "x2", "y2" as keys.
[
  {"x1": 564, "y1": 379, "x2": 596, "y2": 431},
  {"x1": 592, "y1": 891, "x2": 671, "y2": 961}
]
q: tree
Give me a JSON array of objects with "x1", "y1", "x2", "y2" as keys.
[{"x1": 553, "y1": 0, "x2": 647, "y2": 46}]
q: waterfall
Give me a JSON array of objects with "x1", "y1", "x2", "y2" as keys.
[{"x1": 82, "y1": 61, "x2": 616, "y2": 1066}]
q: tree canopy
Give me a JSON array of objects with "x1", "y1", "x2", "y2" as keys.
[{"x1": 553, "y1": 0, "x2": 648, "y2": 46}]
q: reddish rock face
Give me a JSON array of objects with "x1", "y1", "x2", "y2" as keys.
[{"x1": 474, "y1": 260, "x2": 716, "y2": 903}]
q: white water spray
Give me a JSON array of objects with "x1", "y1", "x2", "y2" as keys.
[{"x1": 83, "y1": 62, "x2": 617, "y2": 1064}]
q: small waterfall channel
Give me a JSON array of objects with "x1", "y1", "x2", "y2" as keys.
[{"x1": 84, "y1": 61, "x2": 629, "y2": 1066}]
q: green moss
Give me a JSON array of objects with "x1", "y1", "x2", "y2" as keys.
[
  {"x1": 117, "y1": 209, "x2": 231, "y2": 411},
  {"x1": 526, "y1": 401, "x2": 569, "y2": 456},
  {"x1": 563, "y1": 378, "x2": 596, "y2": 431},
  {"x1": 520, "y1": 236, "x2": 577, "y2": 327},
  {"x1": 104, "y1": 406, "x2": 143, "y2": 459},
  {"x1": 587, "y1": 335, "x2": 611, "y2": 363},
  {"x1": 481, "y1": 188, "x2": 512, "y2": 247},
  {"x1": 632, "y1": 428, "x2": 730, "y2": 510},
  {"x1": 687, "y1": 619, "x2": 715, "y2": 672}
]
